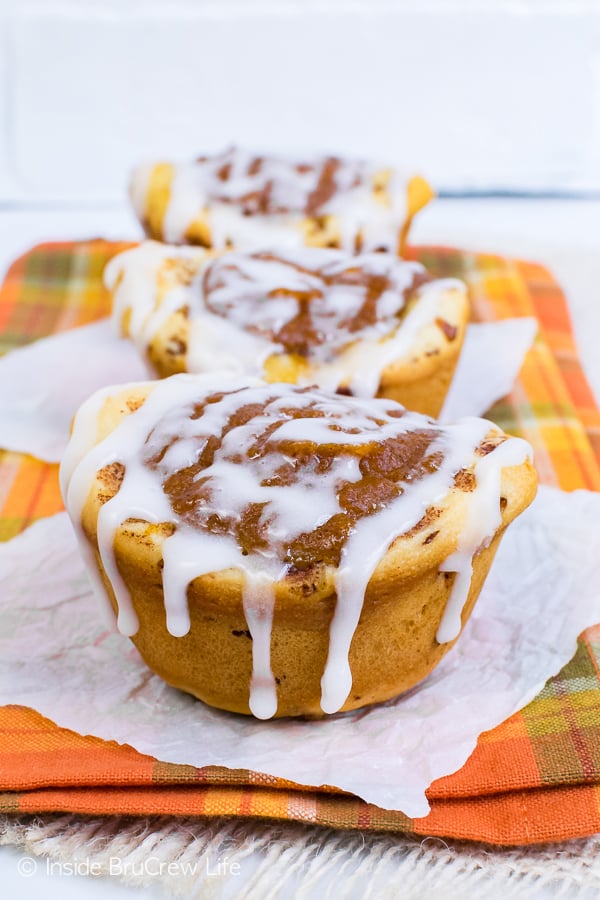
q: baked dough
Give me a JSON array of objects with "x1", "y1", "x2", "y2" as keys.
[
  {"x1": 129, "y1": 147, "x2": 434, "y2": 256},
  {"x1": 61, "y1": 375, "x2": 537, "y2": 719},
  {"x1": 105, "y1": 242, "x2": 468, "y2": 418}
]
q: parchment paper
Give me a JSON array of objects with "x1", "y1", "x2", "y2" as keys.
[
  {"x1": 1, "y1": 485, "x2": 598, "y2": 818},
  {"x1": 0, "y1": 317, "x2": 537, "y2": 462}
]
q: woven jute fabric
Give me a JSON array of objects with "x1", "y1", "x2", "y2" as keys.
[
  {"x1": 1, "y1": 241, "x2": 599, "y2": 847},
  {"x1": 4, "y1": 813, "x2": 600, "y2": 898}
]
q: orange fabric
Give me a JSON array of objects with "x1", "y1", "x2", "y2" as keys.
[{"x1": 1, "y1": 241, "x2": 600, "y2": 845}]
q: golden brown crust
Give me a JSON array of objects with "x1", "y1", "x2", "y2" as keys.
[{"x1": 100, "y1": 526, "x2": 505, "y2": 718}]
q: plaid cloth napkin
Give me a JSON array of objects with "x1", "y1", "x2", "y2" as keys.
[{"x1": 0, "y1": 240, "x2": 599, "y2": 846}]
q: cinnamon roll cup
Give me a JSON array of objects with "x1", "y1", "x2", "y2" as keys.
[
  {"x1": 106, "y1": 242, "x2": 468, "y2": 418},
  {"x1": 61, "y1": 376, "x2": 537, "y2": 719},
  {"x1": 130, "y1": 147, "x2": 433, "y2": 256}
]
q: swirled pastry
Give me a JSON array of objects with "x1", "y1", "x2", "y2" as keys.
[
  {"x1": 60, "y1": 375, "x2": 537, "y2": 719},
  {"x1": 129, "y1": 147, "x2": 433, "y2": 255},
  {"x1": 106, "y1": 242, "x2": 468, "y2": 417}
]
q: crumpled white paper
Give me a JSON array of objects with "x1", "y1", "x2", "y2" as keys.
[
  {"x1": 439, "y1": 318, "x2": 538, "y2": 423},
  {"x1": 0, "y1": 317, "x2": 537, "y2": 462},
  {"x1": 1, "y1": 485, "x2": 599, "y2": 818},
  {"x1": 0, "y1": 320, "x2": 148, "y2": 461}
]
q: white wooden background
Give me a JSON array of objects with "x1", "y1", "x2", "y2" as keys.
[{"x1": 0, "y1": 0, "x2": 599, "y2": 205}]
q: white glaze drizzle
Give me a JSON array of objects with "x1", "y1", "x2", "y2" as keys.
[
  {"x1": 61, "y1": 376, "x2": 532, "y2": 718},
  {"x1": 320, "y1": 416, "x2": 498, "y2": 713},
  {"x1": 202, "y1": 248, "x2": 423, "y2": 357},
  {"x1": 59, "y1": 382, "x2": 148, "y2": 630},
  {"x1": 130, "y1": 147, "x2": 415, "y2": 253},
  {"x1": 106, "y1": 242, "x2": 463, "y2": 397},
  {"x1": 242, "y1": 571, "x2": 279, "y2": 720},
  {"x1": 436, "y1": 435, "x2": 532, "y2": 644},
  {"x1": 104, "y1": 241, "x2": 208, "y2": 365}
]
